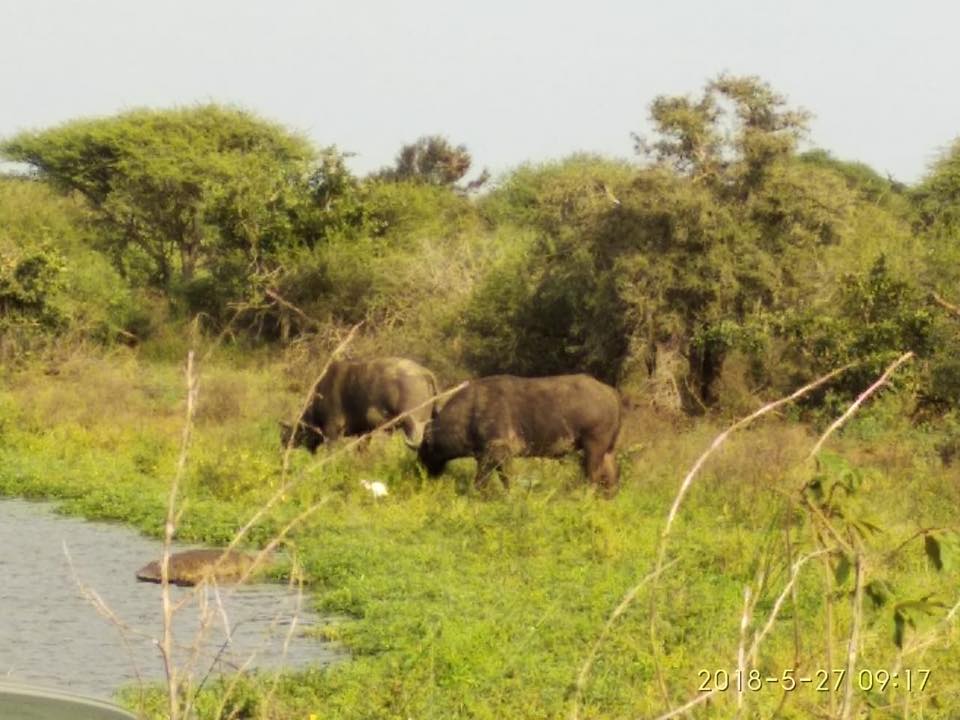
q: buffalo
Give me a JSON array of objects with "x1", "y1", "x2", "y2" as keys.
[
  {"x1": 417, "y1": 374, "x2": 621, "y2": 493},
  {"x1": 282, "y1": 357, "x2": 438, "y2": 452}
]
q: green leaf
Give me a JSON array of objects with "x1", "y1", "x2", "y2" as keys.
[
  {"x1": 865, "y1": 579, "x2": 894, "y2": 608},
  {"x1": 858, "y1": 518, "x2": 884, "y2": 534},
  {"x1": 816, "y1": 452, "x2": 849, "y2": 477},
  {"x1": 833, "y1": 553, "x2": 851, "y2": 585},
  {"x1": 805, "y1": 476, "x2": 824, "y2": 502},
  {"x1": 924, "y1": 533, "x2": 944, "y2": 571},
  {"x1": 895, "y1": 596, "x2": 946, "y2": 615},
  {"x1": 850, "y1": 517, "x2": 884, "y2": 540},
  {"x1": 893, "y1": 609, "x2": 906, "y2": 648}
]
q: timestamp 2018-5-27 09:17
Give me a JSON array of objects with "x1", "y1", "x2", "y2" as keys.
[{"x1": 697, "y1": 668, "x2": 931, "y2": 694}]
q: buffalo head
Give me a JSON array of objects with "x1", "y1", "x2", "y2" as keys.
[
  {"x1": 279, "y1": 420, "x2": 323, "y2": 454},
  {"x1": 416, "y1": 426, "x2": 448, "y2": 475}
]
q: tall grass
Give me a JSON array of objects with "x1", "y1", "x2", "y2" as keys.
[{"x1": 1, "y1": 343, "x2": 959, "y2": 718}]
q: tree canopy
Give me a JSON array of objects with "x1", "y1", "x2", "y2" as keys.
[
  {"x1": 1, "y1": 105, "x2": 317, "y2": 289},
  {"x1": 376, "y1": 135, "x2": 488, "y2": 191},
  {"x1": 464, "y1": 75, "x2": 936, "y2": 407},
  {"x1": 1, "y1": 78, "x2": 957, "y2": 412}
]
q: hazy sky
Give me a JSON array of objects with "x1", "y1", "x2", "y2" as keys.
[{"x1": 3, "y1": 0, "x2": 958, "y2": 184}]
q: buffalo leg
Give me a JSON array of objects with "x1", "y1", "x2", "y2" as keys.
[
  {"x1": 582, "y1": 442, "x2": 603, "y2": 483},
  {"x1": 583, "y1": 441, "x2": 618, "y2": 494},
  {"x1": 599, "y1": 452, "x2": 619, "y2": 494},
  {"x1": 475, "y1": 445, "x2": 511, "y2": 490}
]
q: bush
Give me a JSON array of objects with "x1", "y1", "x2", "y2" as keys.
[{"x1": 0, "y1": 176, "x2": 144, "y2": 349}]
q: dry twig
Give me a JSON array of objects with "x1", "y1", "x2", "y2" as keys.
[
  {"x1": 650, "y1": 549, "x2": 828, "y2": 720},
  {"x1": 63, "y1": 542, "x2": 148, "y2": 702},
  {"x1": 647, "y1": 363, "x2": 853, "y2": 706},
  {"x1": 839, "y1": 553, "x2": 865, "y2": 720},
  {"x1": 807, "y1": 351, "x2": 914, "y2": 460},
  {"x1": 930, "y1": 291, "x2": 960, "y2": 318},
  {"x1": 158, "y1": 349, "x2": 199, "y2": 720},
  {"x1": 570, "y1": 364, "x2": 855, "y2": 720}
]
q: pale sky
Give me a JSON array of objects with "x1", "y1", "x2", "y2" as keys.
[{"x1": 2, "y1": 0, "x2": 958, "y2": 184}]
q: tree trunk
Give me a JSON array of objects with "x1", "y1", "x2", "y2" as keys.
[{"x1": 179, "y1": 216, "x2": 203, "y2": 282}]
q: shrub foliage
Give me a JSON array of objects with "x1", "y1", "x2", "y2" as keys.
[{"x1": 0, "y1": 80, "x2": 957, "y2": 407}]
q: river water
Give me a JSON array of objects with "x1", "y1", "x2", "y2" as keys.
[{"x1": 0, "y1": 498, "x2": 341, "y2": 700}]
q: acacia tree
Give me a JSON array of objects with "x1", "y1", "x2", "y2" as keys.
[
  {"x1": 1, "y1": 105, "x2": 316, "y2": 290},
  {"x1": 914, "y1": 138, "x2": 960, "y2": 232},
  {"x1": 626, "y1": 76, "x2": 938, "y2": 405},
  {"x1": 624, "y1": 76, "x2": 844, "y2": 401},
  {"x1": 913, "y1": 138, "x2": 960, "y2": 291},
  {"x1": 376, "y1": 135, "x2": 489, "y2": 191},
  {"x1": 465, "y1": 76, "x2": 925, "y2": 407},
  {"x1": 637, "y1": 74, "x2": 811, "y2": 193}
]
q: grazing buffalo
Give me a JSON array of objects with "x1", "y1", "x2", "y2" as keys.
[
  {"x1": 135, "y1": 549, "x2": 258, "y2": 587},
  {"x1": 281, "y1": 357, "x2": 438, "y2": 452},
  {"x1": 417, "y1": 374, "x2": 621, "y2": 492}
]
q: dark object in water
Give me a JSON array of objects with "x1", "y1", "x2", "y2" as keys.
[{"x1": 135, "y1": 548, "x2": 257, "y2": 587}]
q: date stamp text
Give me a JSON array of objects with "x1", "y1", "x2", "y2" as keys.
[{"x1": 697, "y1": 668, "x2": 931, "y2": 693}]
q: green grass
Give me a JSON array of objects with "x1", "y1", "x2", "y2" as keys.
[{"x1": 2, "y1": 352, "x2": 959, "y2": 719}]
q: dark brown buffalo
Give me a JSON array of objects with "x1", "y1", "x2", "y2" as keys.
[
  {"x1": 282, "y1": 357, "x2": 438, "y2": 452},
  {"x1": 417, "y1": 374, "x2": 621, "y2": 492}
]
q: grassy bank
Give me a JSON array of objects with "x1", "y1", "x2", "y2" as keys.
[{"x1": 1, "y1": 350, "x2": 959, "y2": 719}]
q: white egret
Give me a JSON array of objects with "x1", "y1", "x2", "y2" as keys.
[{"x1": 360, "y1": 479, "x2": 389, "y2": 499}]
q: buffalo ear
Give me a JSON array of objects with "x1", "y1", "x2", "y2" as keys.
[{"x1": 279, "y1": 421, "x2": 293, "y2": 443}]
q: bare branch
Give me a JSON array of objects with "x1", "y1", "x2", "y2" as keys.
[
  {"x1": 568, "y1": 560, "x2": 677, "y2": 720},
  {"x1": 651, "y1": 549, "x2": 828, "y2": 720},
  {"x1": 735, "y1": 586, "x2": 753, "y2": 716},
  {"x1": 265, "y1": 287, "x2": 326, "y2": 332},
  {"x1": 62, "y1": 541, "x2": 147, "y2": 703},
  {"x1": 571, "y1": 363, "x2": 853, "y2": 720},
  {"x1": 839, "y1": 553, "x2": 865, "y2": 720},
  {"x1": 931, "y1": 291, "x2": 960, "y2": 319},
  {"x1": 648, "y1": 362, "x2": 853, "y2": 707},
  {"x1": 159, "y1": 348, "x2": 199, "y2": 720},
  {"x1": 807, "y1": 352, "x2": 914, "y2": 459}
]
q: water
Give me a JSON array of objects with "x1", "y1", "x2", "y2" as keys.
[{"x1": 0, "y1": 498, "x2": 342, "y2": 700}]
